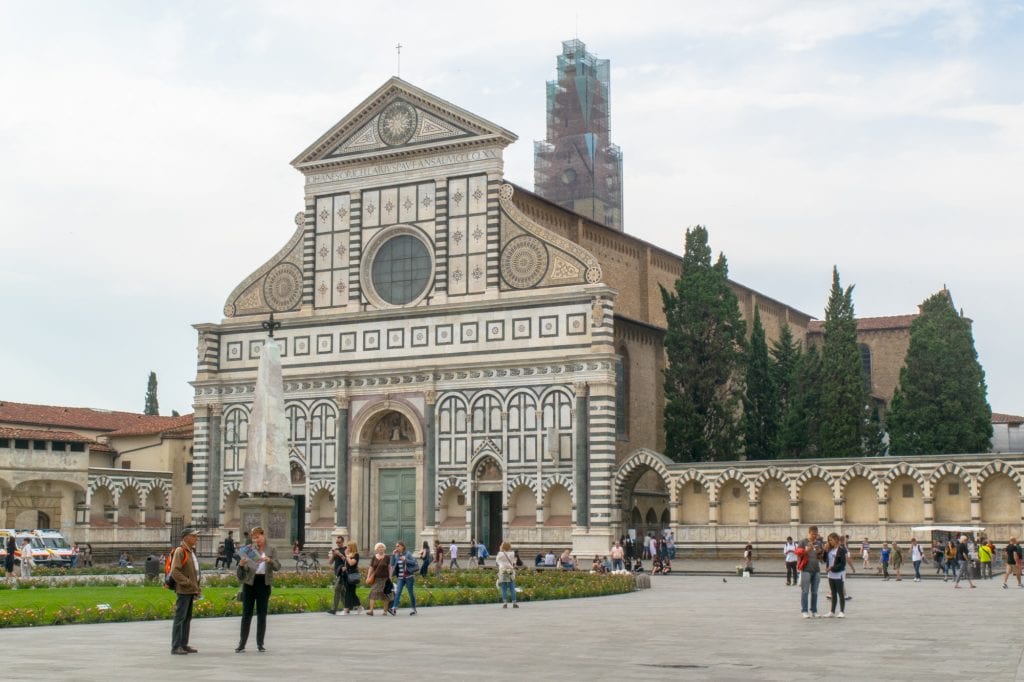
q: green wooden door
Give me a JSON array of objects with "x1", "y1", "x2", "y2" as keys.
[{"x1": 379, "y1": 468, "x2": 417, "y2": 549}]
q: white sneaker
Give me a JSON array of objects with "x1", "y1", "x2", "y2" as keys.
[
  {"x1": 802, "y1": 612, "x2": 810, "y2": 619},
  {"x1": 823, "y1": 612, "x2": 833, "y2": 618},
  {"x1": 837, "y1": 612, "x2": 845, "y2": 619}
]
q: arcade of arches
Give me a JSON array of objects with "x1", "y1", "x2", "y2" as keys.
[{"x1": 616, "y1": 450, "x2": 1024, "y2": 551}]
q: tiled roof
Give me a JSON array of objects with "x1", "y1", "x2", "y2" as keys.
[
  {"x1": 159, "y1": 422, "x2": 195, "y2": 439},
  {"x1": 807, "y1": 314, "x2": 918, "y2": 335},
  {"x1": 88, "y1": 442, "x2": 115, "y2": 453},
  {"x1": 0, "y1": 400, "x2": 192, "y2": 436},
  {"x1": 104, "y1": 414, "x2": 194, "y2": 438},
  {"x1": 0, "y1": 426, "x2": 94, "y2": 442},
  {"x1": 992, "y1": 413, "x2": 1024, "y2": 425}
]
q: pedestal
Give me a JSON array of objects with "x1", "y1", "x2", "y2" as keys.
[
  {"x1": 238, "y1": 496, "x2": 294, "y2": 550},
  {"x1": 571, "y1": 526, "x2": 615, "y2": 560}
]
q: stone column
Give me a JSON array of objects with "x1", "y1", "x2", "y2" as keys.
[
  {"x1": 207, "y1": 404, "x2": 223, "y2": 527},
  {"x1": 334, "y1": 394, "x2": 349, "y2": 530},
  {"x1": 574, "y1": 382, "x2": 589, "y2": 527},
  {"x1": 923, "y1": 496, "x2": 935, "y2": 523},
  {"x1": 709, "y1": 501, "x2": 719, "y2": 525},
  {"x1": 424, "y1": 390, "x2": 437, "y2": 527},
  {"x1": 970, "y1": 496, "x2": 981, "y2": 523},
  {"x1": 350, "y1": 453, "x2": 368, "y2": 551}
]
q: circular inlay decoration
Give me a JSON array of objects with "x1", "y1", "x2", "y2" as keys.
[
  {"x1": 501, "y1": 236, "x2": 548, "y2": 289},
  {"x1": 263, "y1": 263, "x2": 303, "y2": 312},
  {"x1": 377, "y1": 100, "x2": 418, "y2": 147}
]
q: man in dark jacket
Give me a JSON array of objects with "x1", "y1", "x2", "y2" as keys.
[
  {"x1": 4, "y1": 535, "x2": 15, "y2": 576},
  {"x1": 224, "y1": 530, "x2": 236, "y2": 568}
]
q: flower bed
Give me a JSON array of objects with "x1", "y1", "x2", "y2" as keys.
[{"x1": 0, "y1": 570, "x2": 634, "y2": 628}]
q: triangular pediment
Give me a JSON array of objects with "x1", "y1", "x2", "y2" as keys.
[{"x1": 292, "y1": 77, "x2": 517, "y2": 170}]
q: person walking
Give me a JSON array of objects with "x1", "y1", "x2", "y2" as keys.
[
  {"x1": 418, "y1": 541, "x2": 431, "y2": 577},
  {"x1": 365, "y1": 543, "x2": 391, "y2": 615},
  {"x1": 824, "y1": 533, "x2": 847, "y2": 618},
  {"x1": 880, "y1": 543, "x2": 891, "y2": 580},
  {"x1": 433, "y1": 541, "x2": 444, "y2": 576},
  {"x1": 389, "y1": 541, "x2": 418, "y2": 616},
  {"x1": 910, "y1": 538, "x2": 924, "y2": 582},
  {"x1": 448, "y1": 540, "x2": 460, "y2": 570},
  {"x1": 952, "y1": 535, "x2": 976, "y2": 589},
  {"x1": 861, "y1": 538, "x2": 870, "y2": 570},
  {"x1": 795, "y1": 526, "x2": 824, "y2": 618},
  {"x1": 495, "y1": 541, "x2": 518, "y2": 608},
  {"x1": 223, "y1": 530, "x2": 236, "y2": 568},
  {"x1": 743, "y1": 543, "x2": 754, "y2": 575},
  {"x1": 19, "y1": 537, "x2": 34, "y2": 578},
  {"x1": 978, "y1": 540, "x2": 992, "y2": 579},
  {"x1": 235, "y1": 526, "x2": 282, "y2": 652},
  {"x1": 4, "y1": 535, "x2": 15, "y2": 578},
  {"x1": 891, "y1": 542, "x2": 903, "y2": 581},
  {"x1": 327, "y1": 536, "x2": 347, "y2": 614},
  {"x1": 341, "y1": 541, "x2": 361, "y2": 614},
  {"x1": 1001, "y1": 537, "x2": 1022, "y2": 589},
  {"x1": 169, "y1": 527, "x2": 201, "y2": 655},
  {"x1": 784, "y1": 537, "x2": 798, "y2": 586},
  {"x1": 943, "y1": 540, "x2": 957, "y2": 581}
]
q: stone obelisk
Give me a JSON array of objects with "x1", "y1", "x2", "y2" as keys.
[{"x1": 238, "y1": 314, "x2": 294, "y2": 548}]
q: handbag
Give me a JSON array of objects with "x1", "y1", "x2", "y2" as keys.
[
  {"x1": 366, "y1": 571, "x2": 375, "y2": 586},
  {"x1": 346, "y1": 570, "x2": 361, "y2": 585}
]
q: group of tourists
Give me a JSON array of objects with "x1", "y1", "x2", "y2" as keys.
[{"x1": 167, "y1": 528, "x2": 526, "y2": 655}]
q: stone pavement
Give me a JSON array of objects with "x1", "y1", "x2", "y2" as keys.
[{"x1": 6, "y1": 574, "x2": 1023, "y2": 680}]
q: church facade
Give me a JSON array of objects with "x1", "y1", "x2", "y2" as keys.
[{"x1": 191, "y1": 79, "x2": 1022, "y2": 556}]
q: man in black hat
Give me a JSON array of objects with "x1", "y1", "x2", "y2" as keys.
[{"x1": 170, "y1": 527, "x2": 202, "y2": 655}]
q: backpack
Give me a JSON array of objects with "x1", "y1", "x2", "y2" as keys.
[{"x1": 164, "y1": 547, "x2": 189, "y2": 589}]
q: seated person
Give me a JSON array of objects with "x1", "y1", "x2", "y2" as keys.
[
  {"x1": 652, "y1": 555, "x2": 663, "y2": 573},
  {"x1": 534, "y1": 552, "x2": 544, "y2": 567},
  {"x1": 591, "y1": 556, "x2": 603, "y2": 573},
  {"x1": 602, "y1": 556, "x2": 612, "y2": 573},
  {"x1": 559, "y1": 549, "x2": 574, "y2": 570},
  {"x1": 214, "y1": 543, "x2": 228, "y2": 569},
  {"x1": 633, "y1": 558, "x2": 644, "y2": 573},
  {"x1": 544, "y1": 551, "x2": 556, "y2": 567},
  {"x1": 660, "y1": 558, "x2": 672, "y2": 574}
]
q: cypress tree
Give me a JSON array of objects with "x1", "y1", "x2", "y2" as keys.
[
  {"x1": 661, "y1": 226, "x2": 746, "y2": 462},
  {"x1": 778, "y1": 344, "x2": 822, "y2": 458},
  {"x1": 862, "y1": 403, "x2": 888, "y2": 456},
  {"x1": 144, "y1": 371, "x2": 159, "y2": 416},
  {"x1": 819, "y1": 267, "x2": 865, "y2": 457},
  {"x1": 742, "y1": 306, "x2": 778, "y2": 459},
  {"x1": 888, "y1": 290, "x2": 993, "y2": 455}
]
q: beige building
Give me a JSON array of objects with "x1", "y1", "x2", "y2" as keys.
[{"x1": 0, "y1": 401, "x2": 193, "y2": 546}]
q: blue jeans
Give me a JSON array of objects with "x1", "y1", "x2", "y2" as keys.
[
  {"x1": 800, "y1": 571, "x2": 820, "y2": 613},
  {"x1": 612, "y1": 558, "x2": 624, "y2": 572},
  {"x1": 913, "y1": 560, "x2": 921, "y2": 580},
  {"x1": 499, "y1": 580, "x2": 516, "y2": 603},
  {"x1": 392, "y1": 576, "x2": 416, "y2": 611}
]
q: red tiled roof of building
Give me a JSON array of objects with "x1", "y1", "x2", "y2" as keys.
[
  {"x1": 159, "y1": 422, "x2": 195, "y2": 439},
  {"x1": 806, "y1": 314, "x2": 918, "y2": 335},
  {"x1": 0, "y1": 426, "x2": 94, "y2": 442},
  {"x1": 104, "y1": 414, "x2": 194, "y2": 438},
  {"x1": 992, "y1": 413, "x2": 1024, "y2": 425},
  {"x1": 0, "y1": 400, "x2": 192, "y2": 435},
  {"x1": 88, "y1": 442, "x2": 115, "y2": 453}
]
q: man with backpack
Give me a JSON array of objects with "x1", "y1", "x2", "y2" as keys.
[
  {"x1": 169, "y1": 527, "x2": 202, "y2": 655},
  {"x1": 795, "y1": 526, "x2": 824, "y2": 618}
]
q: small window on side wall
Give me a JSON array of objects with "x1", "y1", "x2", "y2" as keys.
[
  {"x1": 948, "y1": 483, "x2": 960, "y2": 496},
  {"x1": 902, "y1": 484, "x2": 914, "y2": 498}
]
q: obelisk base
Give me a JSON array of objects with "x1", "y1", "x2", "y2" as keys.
[{"x1": 238, "y1": 496, "x2": 294, "y2": 549}]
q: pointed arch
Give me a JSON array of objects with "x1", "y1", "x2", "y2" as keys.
[
  {"x1": 613, "y1": 449, "x2": 672, "y2": 506},
  {"x1": 976, "y1": 460, "x2": 1023, "y2": 496},
  {"x1": 753, "y1": 467, "x2": 792, "y2": 500},
  {"x1": 838, "y1": 464, "x2": 882, "y2": 498},
  {"x1": 929, "y1": 461, "x2": 974, "y2": 496},
  {"x1": 881, "y1": 462, "x2": 927, "y2": 499},
  {"x1": 506, "y1": 474, "x2": 539, "y2": 496},
  {"x1": 712, "y1": 468, "x2": 753, "y2": 502}
]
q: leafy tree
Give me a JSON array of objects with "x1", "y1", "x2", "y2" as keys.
[
  {"x1": 171, "y1": 410, "x2": 180, "y2": 417},
  {"x1": 778, "y1": 344, "x2": 823, "y2": 458},
  {"x1": 819, "y1": 267, "x2": 865, "y2": 457},
  {"x1": 742, "y1": 307, "x2": 778, "y2": 458},
  {"x1": 887, "y1": 290, "x2": 993, "y2": 455},
  {"x1": 144, "y1": 371, "x2": 159, "y2": 416},
  {"x1": 661, "y1": 226, "x2": 746, "y2": 462}
]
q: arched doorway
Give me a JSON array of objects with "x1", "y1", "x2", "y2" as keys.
[
  {"x1": 472, "y1": 455, "x2": 503, "y2": 554},
  {"x1": 619, "y1": 465, "x2": 669, "y2": 542}
]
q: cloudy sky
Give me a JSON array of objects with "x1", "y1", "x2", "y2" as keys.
[{"x1": 2, "y1": 1, "x2": 1021, "y2": 418}]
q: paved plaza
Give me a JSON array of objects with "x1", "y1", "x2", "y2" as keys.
[{"x1": 6, "y1": 573, "x2": 1023, "y2": 680}]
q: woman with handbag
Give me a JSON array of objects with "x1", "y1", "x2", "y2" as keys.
[
  {"x1": 495, "y1": 541, "x2": 518, "y2": 609},
  {"x1": 342, "y1": 541, "x2": 361, "y2": 614},
  {"x1": 365, "y1": 543, "x2": 390, "y2": 615}
]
